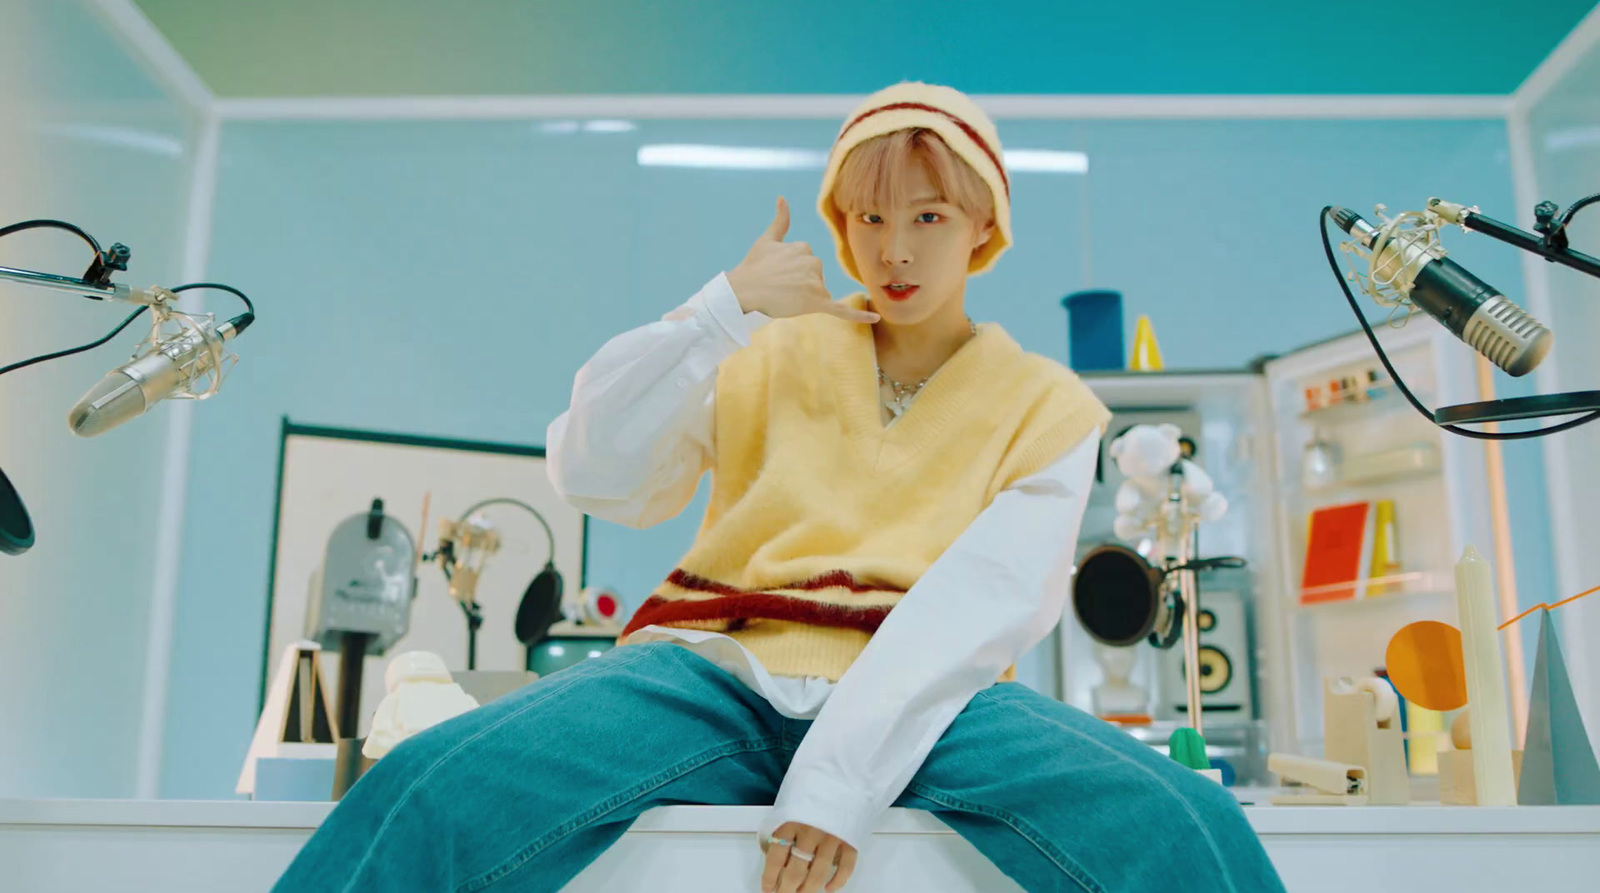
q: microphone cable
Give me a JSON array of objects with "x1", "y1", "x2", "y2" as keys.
[
  {"x1": 0, "y1": 221, "x2": 253, "y2": 380},
  {"x1": 1320, "y1": 204, "x2": 1600, "y2": 441}
]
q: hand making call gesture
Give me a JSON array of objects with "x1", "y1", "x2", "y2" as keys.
[{"x1": 727, "y1": 197, "x2": 880, "y2": 325}]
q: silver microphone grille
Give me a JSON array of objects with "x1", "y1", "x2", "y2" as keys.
[
  {"x1": 1463, "y1": 295, "x2": 1553, "y2": 378},
  {"x1": 67, "y1": 372, "x2": 150, "y2": 437}
]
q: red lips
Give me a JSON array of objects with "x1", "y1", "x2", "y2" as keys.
[{"x1": 883, "y1": 283, "x2": 919, "y2": 301}]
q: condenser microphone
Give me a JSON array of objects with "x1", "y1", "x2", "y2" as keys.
[
  {"x1": 67, "y1": 311, "x2": 251, "y2": 437},
  {"x1": 1331, "y1": 206, "x2": 1551, "y2": 377}
]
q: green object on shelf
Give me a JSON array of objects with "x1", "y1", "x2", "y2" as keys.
[
  {"x1": 1169, "y1": 727, "x2": 1210, "y2": 771},
  {"x1": 526, "y1": 634, "x2": 616, "y2": 676}
]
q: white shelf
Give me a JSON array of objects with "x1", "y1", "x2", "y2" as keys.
[
  {"x1": 1296, "y1": 389, "x2": 1415, "y2": 425},
  {"x1": 1304, "y1": 443, "x2": 1442, "y2": 495},
  {"x1": 1293, "y1": 570, "x2": 1455, "y2": 611},
  {"x1": 1293, "y1": 589, "x2": 1455, "y2": 613}
]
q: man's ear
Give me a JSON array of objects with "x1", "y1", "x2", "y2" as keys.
[{"x1": 973, "y1": 218, "x2": 996, "y2": 248}]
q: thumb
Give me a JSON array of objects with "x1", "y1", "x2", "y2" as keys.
[{"x1": 764, "y1": 196, "x2": 790, "y2": 241}]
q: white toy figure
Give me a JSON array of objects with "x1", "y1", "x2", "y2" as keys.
[
  {"x1": 1109, "y1": 423, "x2": 1227, "y2": 540},
  {"x1": 362, "y1": 651, "x2": 481, "y2": 760}
]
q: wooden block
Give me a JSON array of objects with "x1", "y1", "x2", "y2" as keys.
[
  {"x1": 1324, "y1": 677, "x2": 1409, "y2": 805},
  {"x1": 1439, "y1": 749, "x2": 1523, "y2": 805}
]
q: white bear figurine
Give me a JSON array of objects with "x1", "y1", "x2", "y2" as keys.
[
  {"x1": 362, "y1": 651, "x2": 481, "y2": 760},
  {"x1": 1109, "y1": 424, "x2": 1228, "y2": 537}
]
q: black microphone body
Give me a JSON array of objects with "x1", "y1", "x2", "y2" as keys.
[
  {"x1": 1408, "y1": 254, "x2": 1503, "y2": 337},
  {"x1": 1332, "y1": 207, "x2": 1552, "y2": 377}
]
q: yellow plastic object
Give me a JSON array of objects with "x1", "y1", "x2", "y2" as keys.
[
  {"x1": 1368, "y1": 499, "x2": 1400, "y2": 596},
  {"x1": 1129, "y1": 314, "x2": 1164, "y2": 371},
  {"x1": 1407, "y1": 705, "x2": 1443, "y2": 775},
  {"x1": 1385, "y1": 620, "x2": 1468, "y2": 712}
]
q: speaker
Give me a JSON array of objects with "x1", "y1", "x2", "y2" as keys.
[{"x1": 1158, "y1": 575, "x2": 1254, "y2": 719}]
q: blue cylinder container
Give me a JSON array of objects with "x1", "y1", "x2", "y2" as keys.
[{"x1": 1062, "y1": 290, "x2": 1124, "y2": 372}]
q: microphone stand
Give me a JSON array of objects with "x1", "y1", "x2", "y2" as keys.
[
  {"x1": 0, "y1": 263, "x2": 174, "y2": 308},
  {"x1": 1435, "y1": 197, "x2": 1600, "y2": 280},
  {"x1": 1326, "y1": 195, "x2": 1600, "y2": 430},
  {"x1": 1, "y1": 218, "x2": 255, "y2": 556},
  {"x1": 1424, "y1": 197, "x2": 1600, "y2": 426},
  {"x1": 1157, "y1": 467, "x2": 1207, "y2": 735},
  {"x1": 0, "y1": 230, "x2": 167, "y2": 558},
  {"x1": 425, "y1": 497, "x2": 561, "y2": 671}
]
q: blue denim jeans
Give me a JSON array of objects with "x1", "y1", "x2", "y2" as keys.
[{"x1": 275, "y1": 641, "x2": 1283, "y2": 892}]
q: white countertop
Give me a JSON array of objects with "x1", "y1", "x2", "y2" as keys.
[{"x1": 4, "y1": 798, "x2": 1600, "y2": 837}]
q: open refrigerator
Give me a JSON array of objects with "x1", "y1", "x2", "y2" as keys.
[{"x1": 1053, "y1": 322, "x2": 1493, "y2": 786}]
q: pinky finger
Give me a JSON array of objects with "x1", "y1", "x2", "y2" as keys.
[
  {"x1": 827, "y1": 304, "x2": 880, "y2": 324},
  {"x1": 827, "y1": 847, "x2": 858, "y2": 891}
]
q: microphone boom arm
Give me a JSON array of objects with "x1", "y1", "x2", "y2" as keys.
[
  {"x1": 1323, "y1": 192, "x2": 1600, "y2": 438},
  {"x1": 0, "y1": 263, "x2": 176, "y2": 308},
  {"x1": 0, "y1": 218, "x2": 256, "y2": 555},
  {"x1": 1429, "y1": 198, "x2": 1600, "y2": 280}
]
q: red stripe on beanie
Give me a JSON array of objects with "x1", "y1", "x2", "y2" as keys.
[{"x1": 837, "y1": 101, "x2": 1010, "y2": 198}]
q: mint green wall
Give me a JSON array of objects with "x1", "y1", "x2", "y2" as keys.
[{"x1": 0, "y1": 0, "x2": 199, "y2": 798}]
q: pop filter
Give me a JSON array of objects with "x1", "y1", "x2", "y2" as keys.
[
  {"x1": 1073, "y1": 545, "x2": 1246, "y2": 650},
  {"x1": 1073, "y1": 545, "x2": 1169, "y2": 647},
  {"x1": 514, "y1": 561, "x2": 565, "y2": 645},
  {"x1": 0, "y1": 464, "x2": 35, "y2": 556}
]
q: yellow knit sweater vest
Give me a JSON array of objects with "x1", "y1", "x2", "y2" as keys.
[{"x1": 620, "y1": 295, "x2": 1111, "y2": 681}]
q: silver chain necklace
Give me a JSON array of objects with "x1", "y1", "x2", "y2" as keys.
[{"x1": 877, "y1": 318, "x2": 977, "y2": 418}]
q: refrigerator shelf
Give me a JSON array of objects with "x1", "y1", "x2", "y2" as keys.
[{"x1": 1302, "y1": 443, "x2": 1443, "y2": 495}]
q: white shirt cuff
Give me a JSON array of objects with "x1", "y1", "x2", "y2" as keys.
[
  {"x1": 764, "y1": 766, "x2": 880, "y2": 852},
  {"x1": 702, "y1": 271, "x2": 771, "y2": 346}
]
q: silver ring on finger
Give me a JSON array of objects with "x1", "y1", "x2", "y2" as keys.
[{"x1": 791, "y1": 849, "x2": 815, "y2": 863}]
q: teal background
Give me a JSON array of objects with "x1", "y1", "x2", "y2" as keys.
[{"x1": 129, "y1": 0, "x2": 1594, "y2": 97}]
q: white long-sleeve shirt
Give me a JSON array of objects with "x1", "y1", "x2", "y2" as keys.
[{"x1": 545, "y1": 273, "x2": 1098, "y2": 849}]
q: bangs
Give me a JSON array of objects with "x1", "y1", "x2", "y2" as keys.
[{"x1": 830, "y1": 128, "x2": 994, "y2": 223}]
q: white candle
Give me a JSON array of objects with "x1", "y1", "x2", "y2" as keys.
[{"x1": 1456, "y1": 545, "x2": 1516, "y2": 806}]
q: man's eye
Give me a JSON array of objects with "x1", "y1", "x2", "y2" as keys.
[
  {"x1": 919, "y1": 212, "x2": 942, "y2": 223},
  {"x1": 860, "y1": 213, "x2": 882, "y2": 224}
]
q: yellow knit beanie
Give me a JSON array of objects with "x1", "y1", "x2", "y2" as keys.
[{"x1": 817, "y1": 82, "x2": 1012, "y2": 285}]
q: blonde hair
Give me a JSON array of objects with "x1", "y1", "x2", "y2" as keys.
[{"x1": 829, "y1": 128, "x2": 995, "y2": 226}]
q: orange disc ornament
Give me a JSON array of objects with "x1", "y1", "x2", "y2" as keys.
[{"x1": 1384, "y1": 620, "x2": 1468, "y2": 711}]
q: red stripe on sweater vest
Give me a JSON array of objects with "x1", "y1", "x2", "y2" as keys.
[
  {"x1": 621, "y1": 593, "x2": 893, "y2": 639},
  {"x1": 837, "y1": 101, "x2": 1010, "y2": 198},
  {"x1": 667, "y1": 568, "x2": 902, "y2": 597}
]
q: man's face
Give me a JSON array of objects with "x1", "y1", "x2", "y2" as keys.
[{"x1": 844, "y1": 160, "x2": 993, "y2": 327}]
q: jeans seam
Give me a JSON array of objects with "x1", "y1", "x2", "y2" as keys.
[
  {"x1": 972, "y1": 688, "x2": 1241, "y2": 893},
  {"x1": 339, "y1": 645, "x2": 660, "y2": 893},
  {"x1": 460, "y1": 735, "x2": 786, "y2": 892},
  {"x1": 905, "y1": 781, "x2": 1103, "y2": 893}
]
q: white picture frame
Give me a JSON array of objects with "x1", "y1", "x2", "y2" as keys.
[{"x1": 259, "y1": 419, "x2": 587, "y2": 737}]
